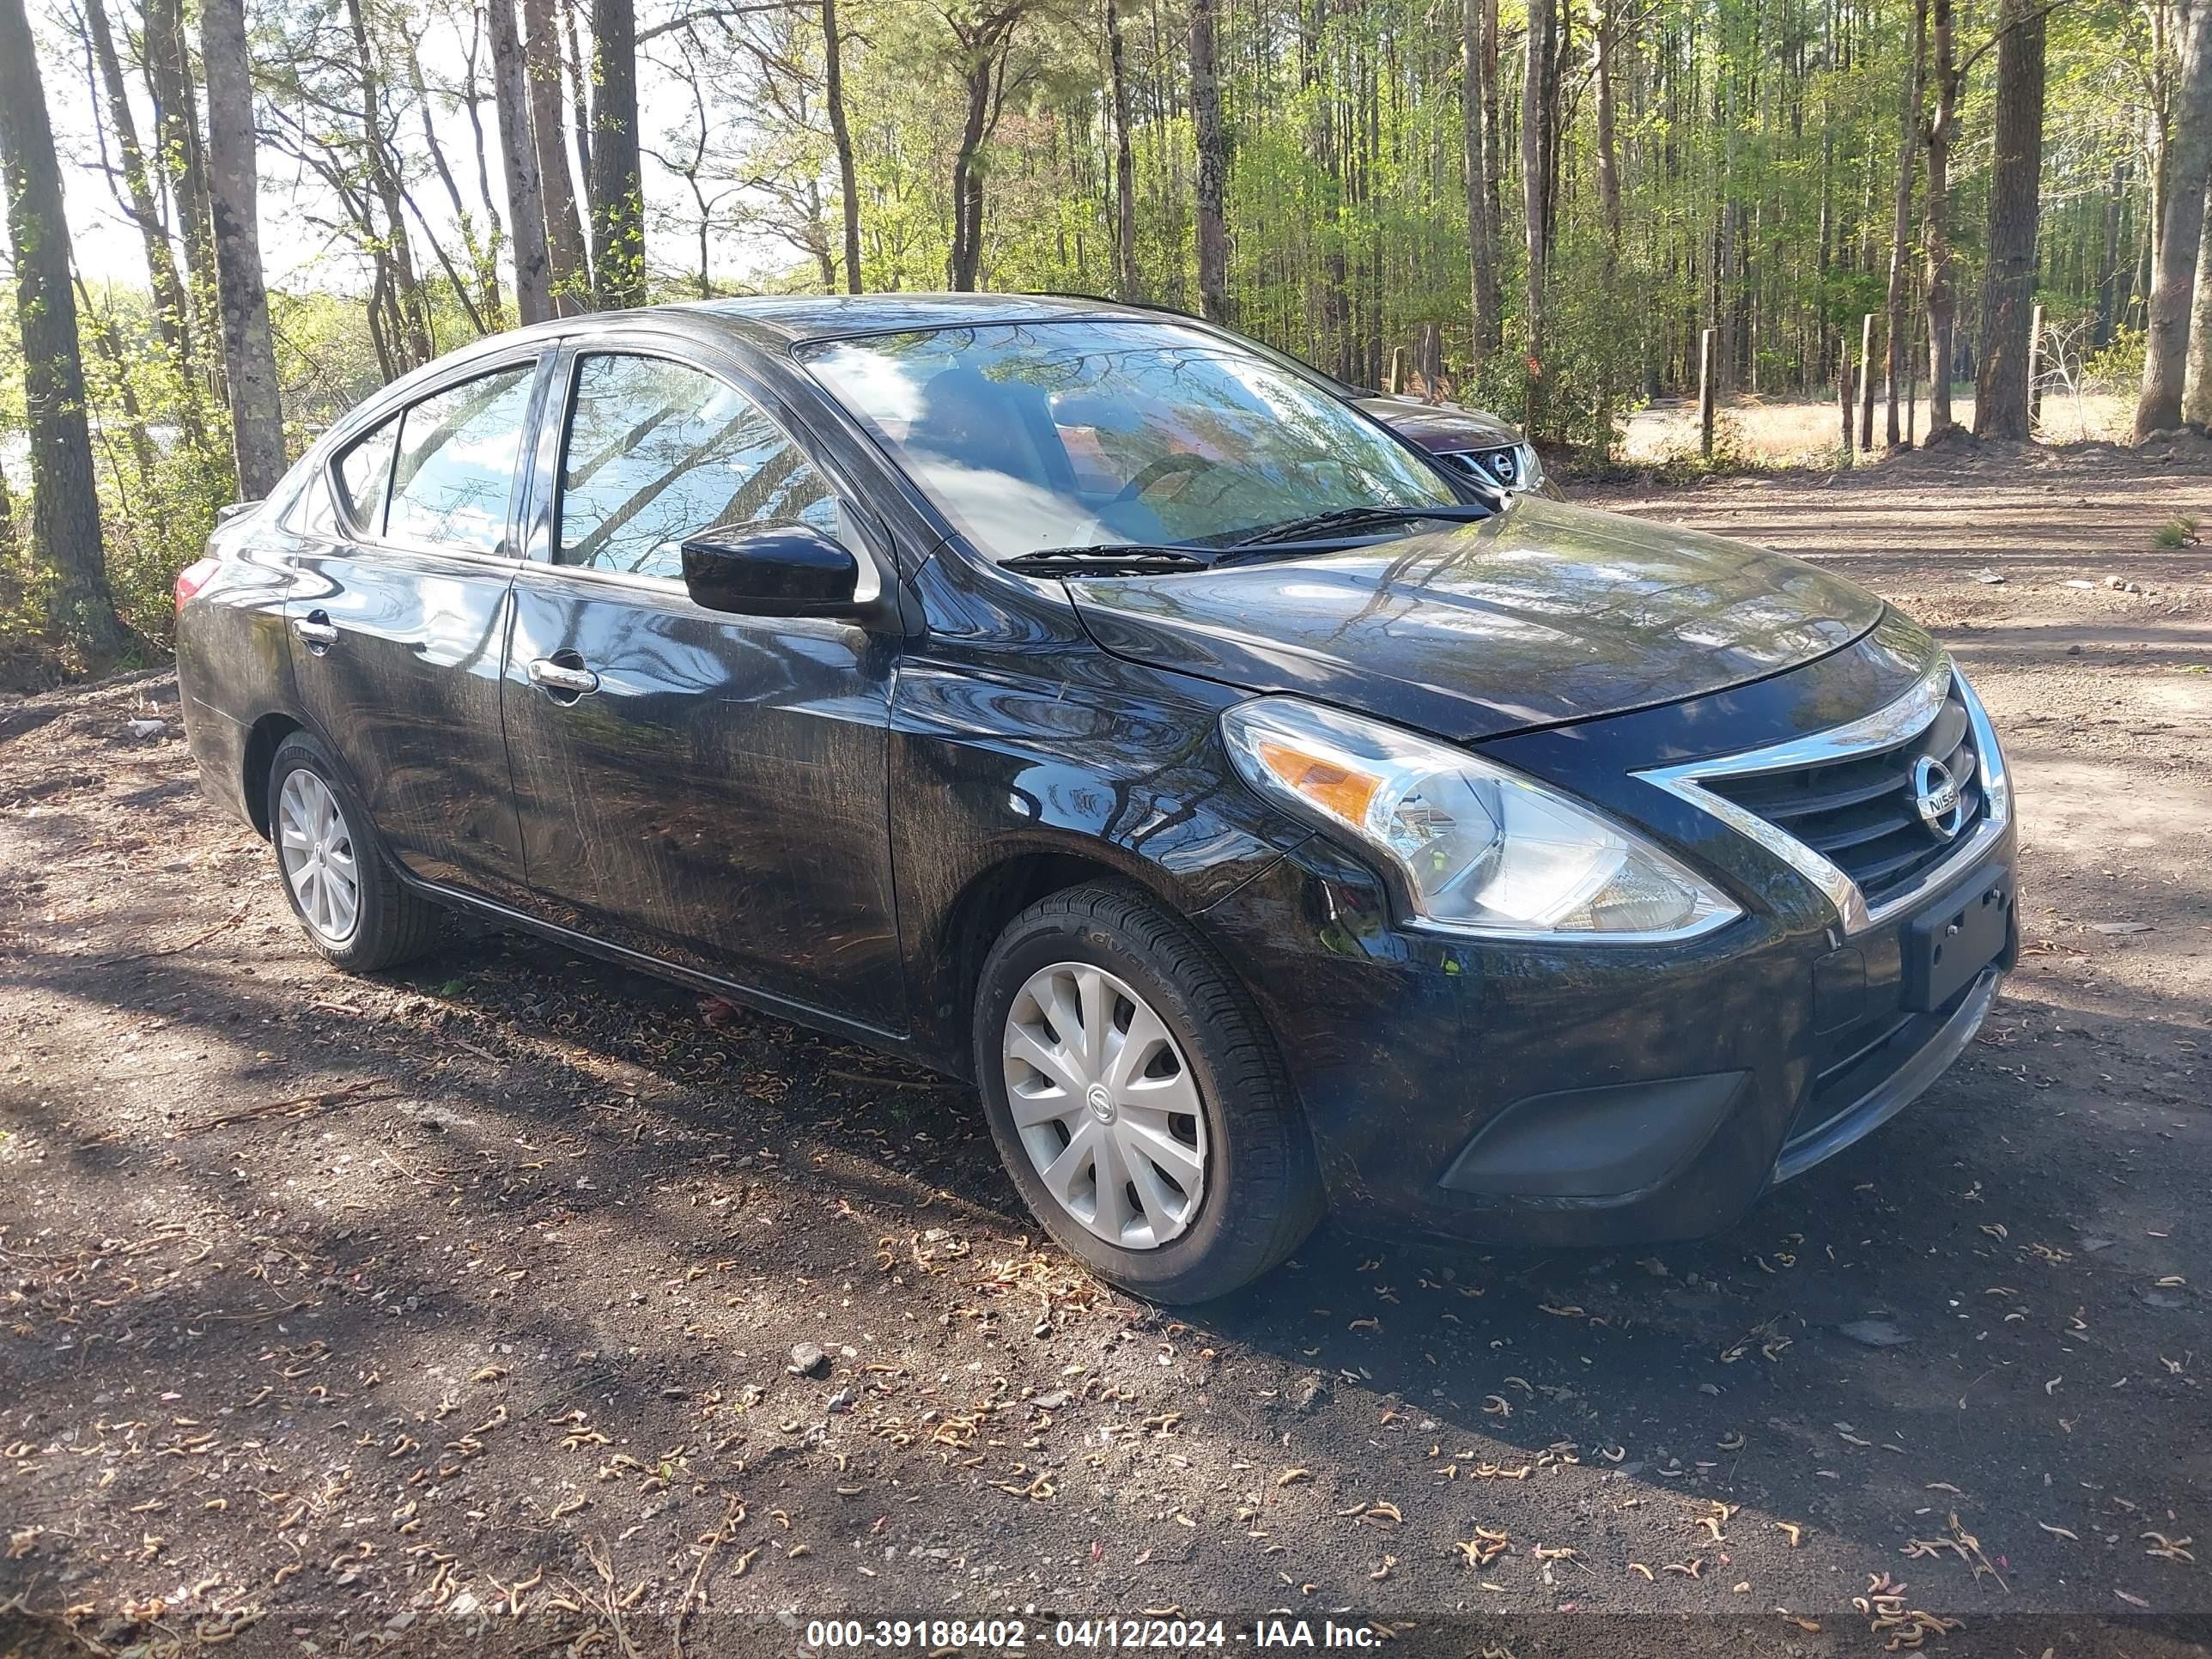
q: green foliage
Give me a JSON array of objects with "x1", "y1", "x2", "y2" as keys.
[
  {"x1": 2153, "y1": 515, "x2": 2200, "y2": 550},
  {"x1": 270, "y1": 291, "x2": 389, "y2": 438},
  {"x1": 2082, "y1": 330, "x2": 2144, "y2": 399},
  {"x1": 1, "y1": 0, "x2": 2170, "y2": 684}
]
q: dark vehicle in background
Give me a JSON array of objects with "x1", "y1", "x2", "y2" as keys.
[
  {"x1": 174, "y1": 294, "x2": 2015, "y2": 1303},
  {"x1": 1347, "y1": 391, "x2": 1559, "y2": 501}
]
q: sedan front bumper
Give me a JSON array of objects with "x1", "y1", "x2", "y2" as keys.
[
  {"x1": 1193, "y1": 628, "x2": 2017, "y2": 1253},
  {"x1": 1773, "y1": 962, "x2": 2001, "y2": 1184},
  {"x1": 1199, "y1": 826, "x2": 2014, "y2": 1251}
]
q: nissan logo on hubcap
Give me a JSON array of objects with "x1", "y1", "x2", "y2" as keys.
[{"x1": 1911, "y1": 756, "x2": 1966, "y2": 841}]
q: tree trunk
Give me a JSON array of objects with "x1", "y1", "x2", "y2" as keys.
[
  {"x1": 1593, "y1": 0, "x2": 1622, "y2": 280},
  {"x1": 947, "y1": 49, "x2": 996, "y2": 290},
  {"x1": 1521, "y1": 0, "x2": 1553, "y2": 429},
  {"x1": 523, "y1": 0, "x2": 591, "y2": 313},
  {"x1": 83, "y1": 0, "x2": 194, "y2": 370},
  {"x1": 589, "y1": 0, "x2": 646, "y2": 308},
  {"x1": 1590, "y1": 0, "x2": 1624, "y2": 450},
  {"x1": 2094, "y1": 160, "x2": 2126, "y2": 347},
  {"x1": 143, "y1": 0, "x2": 220, "y2": 376},
  {"x1": 1883, "y1": 0, "x2": 1925, "y2": 447},
  {"x1": 200, "y1": 0, "x2": 286, "y2": 498},
  {"x1": 1104, "y1": 0, "x2": 1141, "y2": 301},
  {"x1": 1482, "y1": 0, "x2": 1502, "y2": 249},
  {"x1": 2187, "y1": 184, "x2": 2212, "y2": 425},
  {"x1": 1462, "y1": 0, "x2": 1501, "y2": 360},
  {"x1": 402, "y1": 43, "x2": 497, "y2": 325},
  {"x1": 562, "y1": 1, "x2": 593, "y2": 195},
  {"x1": 1923, "y1": 0, "x2": 1960, "y2": 439},
  {"x1": 0, "y1": 0, "x2": 132, "y2": 667},
  {"x1": 344, "y1": 0, "x2": 435, "y2": 366},
  {"x1": 1189, "y1": 0, "x2": 1228, "y2": 322},
  {"x1": 459, "y1": 13, "x2": 507, "y2": 320},
  {"x1": 2139, "y1": 0, "x2": 2212, "y2": 437},
  {"x1": 1972, "y1": 0, "x2": 2046, "y2": 441},
  {"x1": 488, "y1": 0, "x2": 552, "y2": 324},
  {"x1": 822, "y1": 0, "x2": 863, "y2": 294}
]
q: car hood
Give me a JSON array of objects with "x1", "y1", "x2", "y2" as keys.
[
  {"x1": 1066, "y1": 498, "x2": 1885, "y2": 741},
  {"x1": 1353, "y1": 395, "x2": 1520, "y2": 450}
]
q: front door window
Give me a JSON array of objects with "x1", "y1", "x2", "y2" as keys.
[{"x1": 555, "y1": 353, "x2": 840, "y2": 581}]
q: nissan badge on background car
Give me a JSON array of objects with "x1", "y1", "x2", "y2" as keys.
[
  {"x1": 1350, "y1": 390, "x2": 1559, "y2": 500},
  {"x1": 173, "y1": 293, "x2": 2014, "y2": 1302}
]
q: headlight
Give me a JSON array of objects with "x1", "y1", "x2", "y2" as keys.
[
  {"x1": 1221, "y1": 697, "x2": 1739, "y2": 941},
  {"x1": 1516, "y1": 441, "x2": 1546, "y2": 490}
]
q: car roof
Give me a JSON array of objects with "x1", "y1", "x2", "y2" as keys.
[
  {"x1": 325, "y1": 293, "x2": 1205, "y2": 447},
  {"x1": 659, "y1": 290, "x2": 1175, "y2": 346}
]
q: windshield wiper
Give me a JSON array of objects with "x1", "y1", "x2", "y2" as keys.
[
  {"x1": 1001, "y1": 544, "x2": 1213, "y2": 578},
  {"x1": 1227, "y1": 503, "x2": 1491, "y2": 548}
]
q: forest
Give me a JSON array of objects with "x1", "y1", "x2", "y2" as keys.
[{"x1": 0, "y1": 0, "x2": 2206, "y2": 678}]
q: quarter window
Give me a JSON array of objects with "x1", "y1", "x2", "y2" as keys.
[
  {"x1": 555, "y1": 353, "x2": 839, "y2": 580},
  {"x1": 386, "y1": 364, "x2": 538, "y2": 556}
]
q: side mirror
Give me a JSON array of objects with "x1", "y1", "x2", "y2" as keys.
[{"x1": 679, "y1": 521, "x2": 863, "y2": 618}]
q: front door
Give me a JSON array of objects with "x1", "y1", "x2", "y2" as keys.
[
  {"x1": 285, "y1": 354, "x2": 546, "y2": 905},
  {"x1": 499, "y1": 343, "x2": 904, "y2": 1031}
]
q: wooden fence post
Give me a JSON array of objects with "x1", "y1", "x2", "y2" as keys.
[
  {"x1": 1838, "y1": 360, "x2": 1856, "y2": 466},
  {"x1": 1698, "y1": 327, "x2": 1717, "y2": 461},
  {"x1": 1858, "y1": 313, "x2": 1877, "y2": 452},
  {"x1": 2028, "y1": 302, "x2": 2046, "y2": 431}
]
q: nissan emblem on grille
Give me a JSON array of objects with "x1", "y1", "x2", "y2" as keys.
[{"x1": 1911, "y1": 755, "x2": 1965, "y2": 841}]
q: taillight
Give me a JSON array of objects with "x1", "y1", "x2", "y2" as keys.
[{"x1": 174, "y1": 556, "x2": 222, "y2": 610}]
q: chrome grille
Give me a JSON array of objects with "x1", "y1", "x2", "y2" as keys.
[
  {"x1": 1442, "y1": 445, "x2": 1523, "y2": 490},
  {"x1": 1703, "y1": 680, "x2": 1985, "y2": 909}
]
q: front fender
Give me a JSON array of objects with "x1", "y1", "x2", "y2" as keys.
[{"x1": 887, "y1": 650, "x2": 1309, "y2": 1068}]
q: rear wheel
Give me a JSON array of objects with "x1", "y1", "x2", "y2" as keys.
[
  {"x1": 974, "y1": 884, "x2": 1323, "y2": 1303},
  {"x1": 266, "y1": 732, "x2": 441, "y2": 972}
]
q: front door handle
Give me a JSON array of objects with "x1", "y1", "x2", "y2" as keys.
[
  {"x1": 292, "y1": 612, "x2": 338, "y2": 648},
  {"x1": 527, "y1": 655, "x2": 600, "y2": 697}
]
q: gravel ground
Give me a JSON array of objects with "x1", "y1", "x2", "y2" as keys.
[{"x1": 2, "y1": 446, "x2": 2208, "y2": 1658}]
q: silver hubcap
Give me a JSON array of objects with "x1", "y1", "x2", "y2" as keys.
[
  {"x1": 1001, "y1": 963, "x2": 1208, "y2": 1251},
  {"x1": 276, "y1": 769, "x2": 360, "y2": 944}
]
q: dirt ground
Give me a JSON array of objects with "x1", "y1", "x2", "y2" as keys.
[{"x1": 3, "y1": 444, "x2": 2209, "y2": 1658}]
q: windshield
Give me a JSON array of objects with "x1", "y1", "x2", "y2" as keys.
[{"x1": 799, "y1": 319, "x2": 1462, "y2": 562}]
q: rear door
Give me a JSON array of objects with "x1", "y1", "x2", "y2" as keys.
[
  {"x1": 499, "y1": 337, "x2": 904, "y2": 1030},
  {"x1": 284, "y1": 351, "x2": 549, "y2": 907}
]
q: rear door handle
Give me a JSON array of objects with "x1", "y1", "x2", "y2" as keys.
[
  {"x1": 527, "y1": 656, "x2": 600, "y2": 696},
  {"x1": 292, "y1": 613, "x2": 338, "y2": 647}
]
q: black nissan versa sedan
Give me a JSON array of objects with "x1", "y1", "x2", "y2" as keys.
[{"x1": 174, "y1": 293, "x2": 2017, "y2": 1302}]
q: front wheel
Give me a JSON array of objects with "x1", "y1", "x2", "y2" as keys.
[
  {"x1": 973, "y1": 884, "x2": 1323, "y2": 1303},
  {"x1": 265, "y1": 732, "x2": 442, "y2": 972}
]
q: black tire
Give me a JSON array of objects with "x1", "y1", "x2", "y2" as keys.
[
  {"x1": 264, "y1": 732, "x2": 442, "y2": 972},
  {"x1": 973, "y1": 882, "x2": 1324, "y2": 1303}
]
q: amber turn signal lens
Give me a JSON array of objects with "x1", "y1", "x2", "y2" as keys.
[{"x1": 1252, "y1": 736, "x2": 1382, "y2": 824}]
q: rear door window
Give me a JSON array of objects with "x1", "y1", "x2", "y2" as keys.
[
  {"x1": 555, "y1": 352, "x2": 839, "y2": 581},
  {"x1": 386, "y1": 364, "x2": 538, "y2": 556},
  {"x1": 332, "y1": 416, "x2": 399, "y2": 532}
]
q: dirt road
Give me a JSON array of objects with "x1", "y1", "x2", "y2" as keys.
[{"x1": 3, "y1": 447, "x2": 2208, "y2": 1656}]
